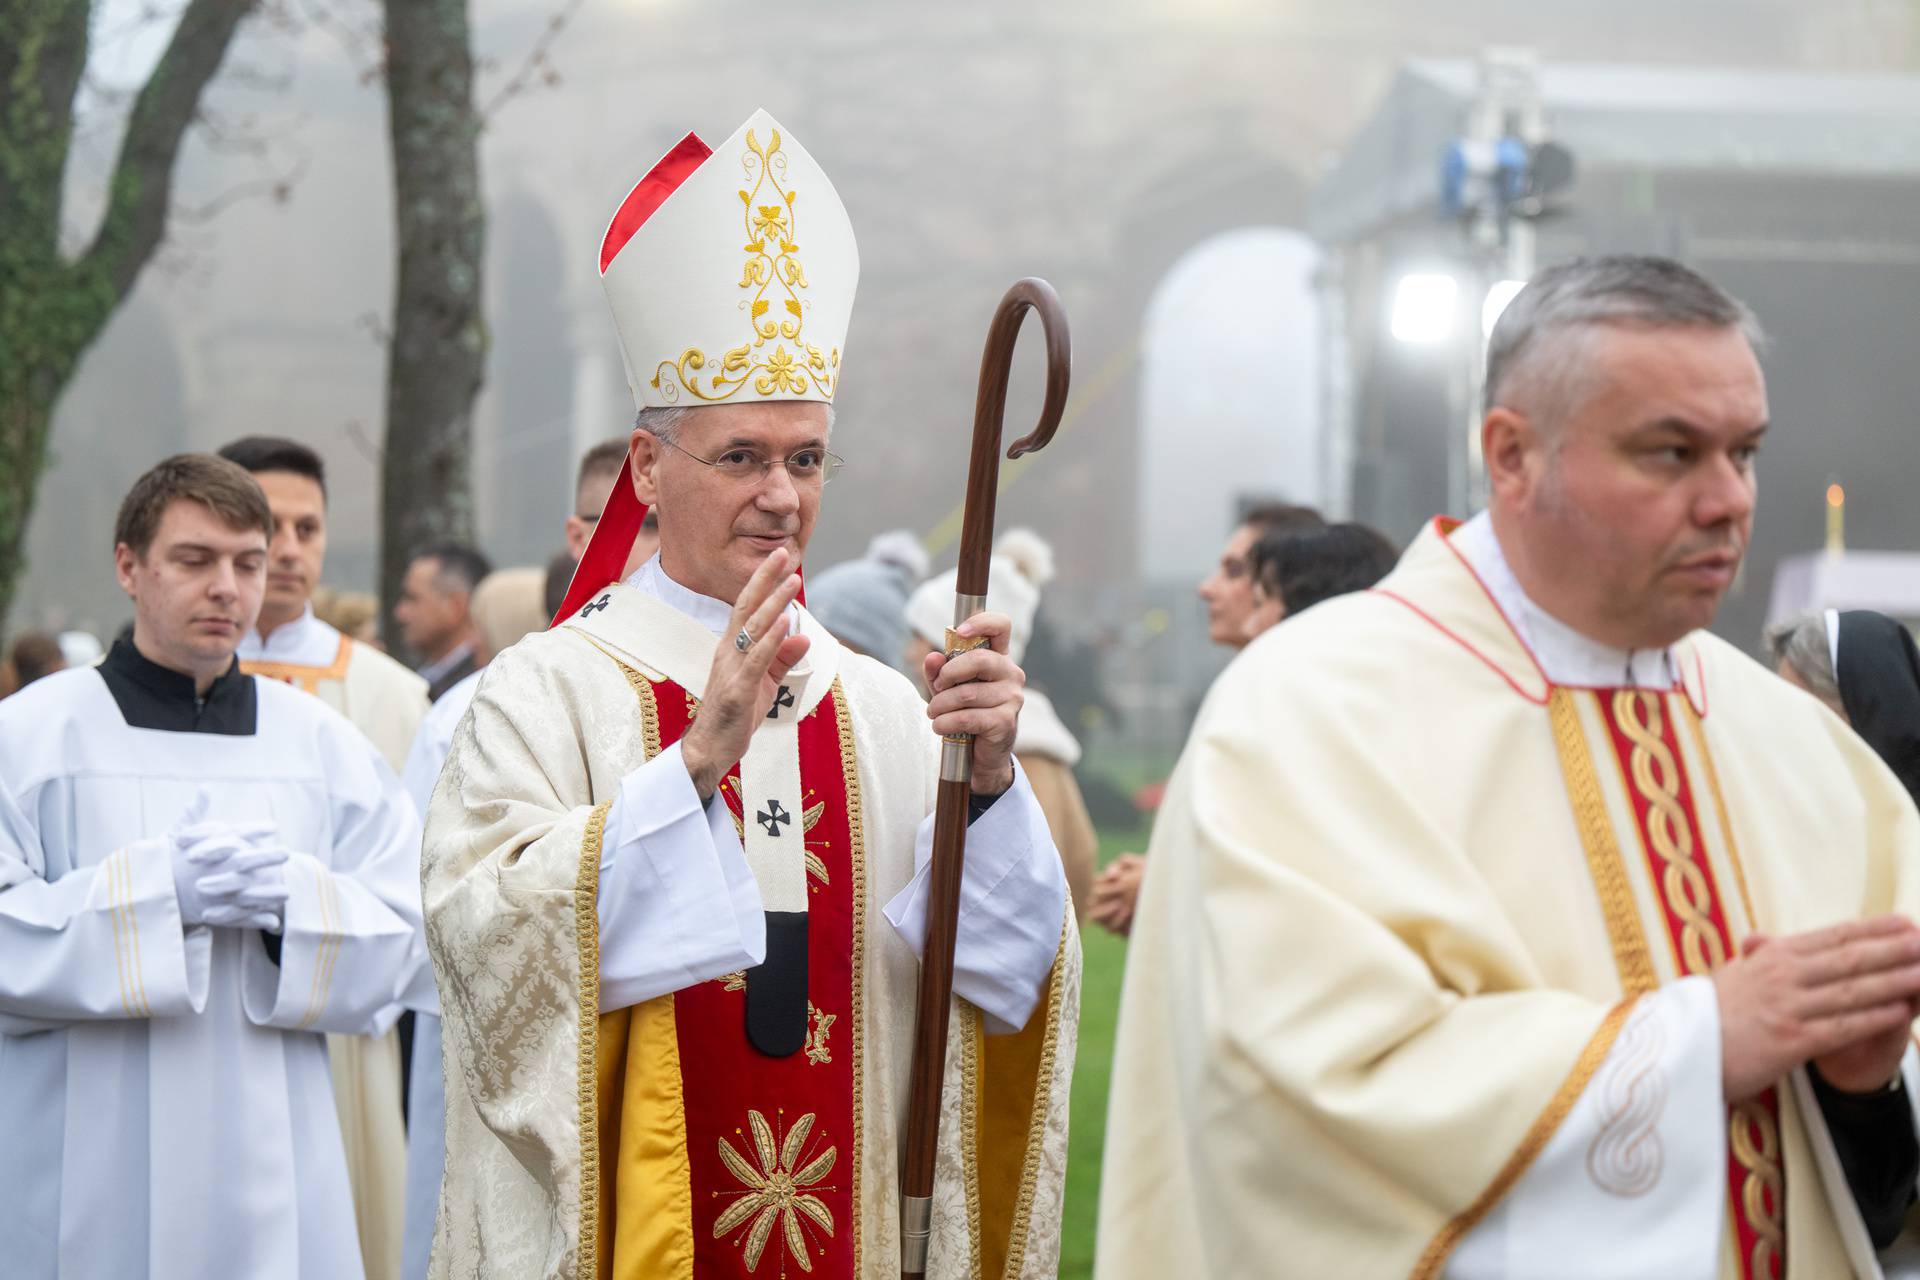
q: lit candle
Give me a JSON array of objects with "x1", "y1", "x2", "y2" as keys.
[{"x1": 1826, "y1": 482, "x2": 1845, "y2": 556}]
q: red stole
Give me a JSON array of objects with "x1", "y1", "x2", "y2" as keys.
[
  {"x1": 650, "y1": 675, "x2": 861, "y2": 1279},
  {"x1": 1596, "y1": 688, "x2": 1785, "y2": 1280}
]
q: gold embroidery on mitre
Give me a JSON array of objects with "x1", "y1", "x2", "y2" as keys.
[
  {"x1": 713, "y1": 1108, "x2": 838, "y2": 1273},
  {"x1": 653, "y1": 128, "x2": 842, "y2": 405}
]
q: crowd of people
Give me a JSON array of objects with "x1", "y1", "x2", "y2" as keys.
[{"x1": 3, "y1": 104, "x2": 1920, "y2": 1280}]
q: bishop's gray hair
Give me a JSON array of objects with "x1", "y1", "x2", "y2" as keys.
[
  {"x1": 632, "y1": 403, "x2": 835, "y2": 445},
  {"x1": 1485, "y1": 256, "x2": 1765, "y2": 432}
]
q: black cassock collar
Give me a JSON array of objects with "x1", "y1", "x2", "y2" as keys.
[{"x1": 99, "y1": 639, "x2": 258, "y2": 735}]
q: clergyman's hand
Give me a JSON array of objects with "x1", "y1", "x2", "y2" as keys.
[
  {"x1": 1088, "y1": 853, "x2": 1146, "y2": 937},
  {"x1": 921, "y1": 610, "x2": 1023, "y2": 797},
  {"x1": 681, "y1": 549, "x2": 811, "y2": 803},
  {"x1": 1714, "y1": 915, "x2": 1920, "y2": 1102}
]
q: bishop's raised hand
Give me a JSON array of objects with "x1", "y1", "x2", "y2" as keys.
[{"x1": 681, "y1": 548, "x2": 812, "y2": 804}]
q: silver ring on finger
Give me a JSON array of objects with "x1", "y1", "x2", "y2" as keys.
[{"x1": 734, "y1": 627, "x2": 753, "y2": 653}]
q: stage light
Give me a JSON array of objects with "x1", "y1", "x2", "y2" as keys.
[
  {"x1": 1390, "y1": 273, "x2": 1458, "y2": 344},
  {"x1": 1482, "y1": 279, "x2": 1526, "y2": 338}
]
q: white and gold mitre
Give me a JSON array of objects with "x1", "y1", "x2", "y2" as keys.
[{"x1": 597, "y1": 108, "x2": 859, "y2": 411}]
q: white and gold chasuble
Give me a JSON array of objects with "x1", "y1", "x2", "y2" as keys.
[
  {"x1": 240, "y1": 606, "x2": 430, "y2": 1280},
  {"x1": 423, "y1": 582, "x2": 1077, "y2": 1280},
  {"x1": 1097, "y1": 518, "x2": 1920, "y2": 1280}
]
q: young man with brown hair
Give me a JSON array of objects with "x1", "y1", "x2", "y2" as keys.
[
  {"x1": 0, "y1": 454, "x2": 423, "y2": 1280},
  {"x1": 220, "y1": 433, "x2": 429, "y2": 1280}
]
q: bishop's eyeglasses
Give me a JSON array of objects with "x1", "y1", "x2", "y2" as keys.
[{"x1": 657, "y1": 438, "x2": 845, "y2": 487}]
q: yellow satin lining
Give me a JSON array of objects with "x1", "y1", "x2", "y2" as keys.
[
  {"x1": 972, "y1": 945, "x2": 1065, "y2": 1278},
  {"x1": 598, "y1": 996, "x2": 695, "y2": 1280}
]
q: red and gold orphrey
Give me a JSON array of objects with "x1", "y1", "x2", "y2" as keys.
[
  {"x1": 638, "y1": 675, "x2": 860, "y2": 1279},
  {"x1": 1598, "y1": 688, "x2": 1785, "y2": 1280}
]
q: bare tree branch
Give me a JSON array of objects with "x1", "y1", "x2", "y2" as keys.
[
  {"x1": 75, "y1": 0, "x2": 258, "y2": 303},
  {"x1": 478, "y1": 0, "x2": 585, "y2": 120}
]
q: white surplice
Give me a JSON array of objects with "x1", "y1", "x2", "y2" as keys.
[{"x1": 0, "y1": 662, "x2": 424, "y2": 1280}]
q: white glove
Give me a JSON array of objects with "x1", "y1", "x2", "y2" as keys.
[
  {"x1": 192, "y1": 844, "x2": 290, "y2": 932},
  {"x1": 166, "y1": 791, "x2": 290, "y2": 931}
]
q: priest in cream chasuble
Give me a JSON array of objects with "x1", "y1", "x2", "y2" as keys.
[
  {"x1": 423, "y1": 108, "x2": 1078, "y2": 1280},
  {"x1": 1098, "y1": 258, "x2": 1920, "y2": 1280}
]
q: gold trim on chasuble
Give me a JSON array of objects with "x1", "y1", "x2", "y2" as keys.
[
  {"x1": 951, "y1": 905, "x2": 1073, "y2": 1279},
  {"x1": 652, "y1": 128, "x2": 841, "y2": 405},
  {"x1": 830, "y1": 679, "x2": 867, "y2": 1277},
  {"x1": 1410, "y1": 999, "x2": 1640, "y2": 1280},
  {"x1": 1548, "y1": 690, "x2": 1659, "y2": 995},
  {"x1": 1413, "y1": 690, "x2": 1658, "y2": 1277},
  {"x1": 238, "y1": 634, "x2": 354, "y2": 694},
  {"x1": 576, "y1": 639, "x2": 667, "y2": 1280}
]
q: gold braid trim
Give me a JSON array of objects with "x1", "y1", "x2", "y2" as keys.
[
  {"x1": 830, "y1": 679, "x2": 867, "y2": 1273},
  {"x1": 239, "y1": 633, "x2": 353, "y2": 693},
  {"x1": 962, "y1": 1006, "x2": 984, "y2": 1280},
  {"x1": 1410, "y1": 998, "x2": 1641, "y2": 1280},
  {"x1": 575, "y1": 799, "x2": 614, "y2": 1280},
  {"x1": 1548, "y1": 690, "x2": 1659, "y2": 996},
  {"x1": 576, "y1": 639, "x2": 664, "y2": 1277},
  {"x1": 107, "y1": 850, "x2": 136, "y2": 1017},
  {"x1": 1677, "y1": 700, "x2": 1760, "y2": 932},
  {"x1": 1001, "y1": 914, "x2": 1070, "y2": 1280}
]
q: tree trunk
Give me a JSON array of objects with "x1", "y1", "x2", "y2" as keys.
[
  {"x1": 378, "y1": 0, "x2": 488, "y2": 653},
  {"x1": 0, "y1": 0, "x2": 256, "y2": 633}
]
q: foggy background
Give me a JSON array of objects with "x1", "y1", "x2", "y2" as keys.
[{"x1": 24, "y1": 0, "x2": 1920, "y2": 747}]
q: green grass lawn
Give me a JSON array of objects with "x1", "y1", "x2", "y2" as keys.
[{"x1": 1058, "y1": 825, "x2": 1149, "y2": 1278}]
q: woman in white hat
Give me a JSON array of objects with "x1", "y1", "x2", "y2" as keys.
[{"x1": 906, "y1": 529, "x2": 1097, "y2": 920}]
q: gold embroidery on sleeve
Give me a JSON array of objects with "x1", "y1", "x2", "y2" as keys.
[
  {"x1": 121, "y1": 849, "x2": 152, "y2": 1017},
  {"x1": 107, "y1": 850, "x2": 137, "y2": 1018}
]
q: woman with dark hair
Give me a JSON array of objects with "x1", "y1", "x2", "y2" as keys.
[
  {"x1": 1769, "y1": 609, "x2": 1920, "y2": 807},
  {"x1": 1241, "y1": 521, "x2": 1401, "y2": 641}
]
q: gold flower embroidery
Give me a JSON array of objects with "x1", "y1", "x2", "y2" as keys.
[
  {"x1": 652, "y1": 128, "x2": 840, "y2": 404},
  {"x1": 757, "y1": 346, "x2": 806, "y2": 395},
  {"x1": 714, "y1": 1109, "x2": 837, "y2": 1273}
]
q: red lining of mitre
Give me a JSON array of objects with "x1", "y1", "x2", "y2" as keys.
[
  {"x1": 555, "y1": 130, "x2": 711, "y2": 627},
  {"x1": 598, "y1": 131, "x2": 712, "y2": 274}
]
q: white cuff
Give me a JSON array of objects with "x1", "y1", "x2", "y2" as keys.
[
  {"x1": 883, "y1": 759, "x2": 1066, "y2": 1034},
  {"x1": 596, "y1": 741, "x2": 767, "y2": 1011},
  {"x1": 1446, "y1": 977, "x2": 1724, "y2": 1280}
]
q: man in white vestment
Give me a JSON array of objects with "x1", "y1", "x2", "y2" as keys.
[
  {"x1": 0, "y1": 454, "x2": 423, "y2": 1279},
  {"x1": 222, "y1": 433, "x2": 427, "y2": 1280},
  {"x1": 1098, "y1": 256, "x2": 1920, "y2": 1280},
  {"x1": 423, "y1": 108, "x2": 1078, "y2": 1280},
  {"x1": 396, "y1": 567, "x2": 551, "y2": 1280}
]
